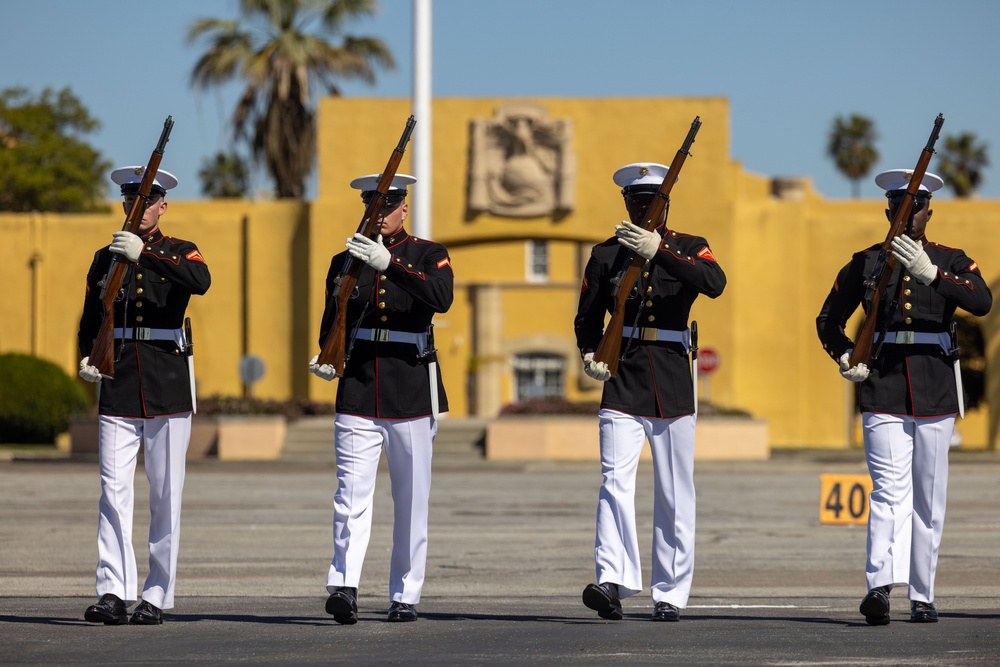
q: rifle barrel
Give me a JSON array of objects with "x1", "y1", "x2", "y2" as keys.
[
  {"x1": 592, "y1": 117, "x2": 702, "y2": 375},
  {"x1": 89, "y1": 116, "x2": 174, "y2": 378},
  {"x1": 848, "y1": 113, "x2": 944, "y2": 369},
  {"x1": 315, "y1": 116, "x2": 417, "y2": 373}
]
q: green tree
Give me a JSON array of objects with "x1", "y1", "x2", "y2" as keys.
[
  {"x1": 0, "y1": 87, "x2": 111, "y2": 212},
  {"x1": 188, "y1": 0, "x2": 395, "y2": 199},
  {"x1": 199, "y1": 151, "x2": 251, "y2": 198},
  {"x1": 827, "y1": 114, "x2": 878, "y2": 198},
  {"x1": 938, "y1": 132, "x2": 989, "y2": 198}
]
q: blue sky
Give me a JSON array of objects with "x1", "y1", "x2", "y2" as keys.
[{"x1": 2, "y1": 0, "x2": 998, "y2": 201}]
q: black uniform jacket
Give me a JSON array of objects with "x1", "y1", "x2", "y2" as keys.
[
  {"x1": 575, "y1": 227, "x2": 726, "y2": 419},
  {"x1": 816, "y1": 235, "x2": 991, "y2": 416},
  {"x1": 319, "y1": 228, "x2": 453, "y2": 419},
  {"x1": 78, "y1": 229, "x2": 211, "y2": 418}
]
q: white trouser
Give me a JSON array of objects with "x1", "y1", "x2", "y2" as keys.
[
  {"x1": 327, "y1": 414, "x2": 435, "y2": 604},
  {"x1": 95, "y1": 413, "x2": 191, "y2": 609},
  {"x1": 863, "y1": 412, "x2": 954, "y2": 603},
  {"x1": 594, "y1": 409, "x2": 697, "y2": 608}
]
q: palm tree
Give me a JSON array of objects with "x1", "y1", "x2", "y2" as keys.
[
  {"x1": 188, "y1": 0, "x2": 395, "y2": 198},
  {"x1": 937, "y1": 132, "x2": 989, "y2": 198},
  {"x1": 827, "y1": 115, "x2": 878, "y2": 198},
  {"x1": 199, "y1": 151, "x2": 251, "y2": 198}
]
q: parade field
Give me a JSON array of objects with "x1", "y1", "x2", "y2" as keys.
[{"x1": 1, "y1": 449, "x2": 998, "y2": 665}]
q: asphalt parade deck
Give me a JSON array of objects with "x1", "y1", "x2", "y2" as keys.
[{"x1": 1, "y1": 449, "x2": 998, "y2": 664}]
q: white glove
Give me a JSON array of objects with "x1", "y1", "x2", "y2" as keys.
[
  {"x1": 615, "y1": 220, "x2": 661, "y2": 260},
  {"x1": 308, "y1": 354, "x2": 338, "y2": 381},
  {"x1": 582, "y1": 352, "x2": 611, "y2": 382},
  {"x1": 839, "y1": 350, "x2": 869, "y2": 383},
  {"x1": 109, "y1": 231, "x2": 144, "y2": 262},
  {"x1": 79, "y1": 356, "x2": 102, "y2": 383},
  {"x1": 891, "y1": 235, "x2": 937, "y2": 285},
  {"x1": 346, "y1": 233, "x2": 391, "y2": 271}
]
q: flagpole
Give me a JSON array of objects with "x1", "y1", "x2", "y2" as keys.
[{"x1": 412, "y1": 0, "x2": 432, "y2": 239}]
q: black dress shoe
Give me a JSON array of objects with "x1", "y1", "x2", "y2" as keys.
[
  {"x1": 129, "y1": 600, "x2": 163, "y2": 625},
  {"x1": 387, "y1": 601, "x2": 418, "y2": 622},
  {"x1": 325, "y1": 587, "x2": 358, "y2": 625},
  {"x1": 582, "y1": 582, "x2": 623, "y2": 620},
  {"x1": 910, "y1": 600, "x2": 939, "y2": 623},
  {"x1": 651, "y1": 601, "x2": 681, "y2": 622},
  {"x1": 859, "y1": 585, "x2": 891, "y2": 626},
  {"x1": 84, "y1": 593, "x2": 128, "y2": 625}
]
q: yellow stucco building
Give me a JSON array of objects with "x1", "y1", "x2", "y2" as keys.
[{"x1": 3, "y1": 96, "x2": 999, "y2": 449}]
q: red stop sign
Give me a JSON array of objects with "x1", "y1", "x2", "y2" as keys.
[{"x1": 697, "y1": 347, "x2": 720, "y2": 375}]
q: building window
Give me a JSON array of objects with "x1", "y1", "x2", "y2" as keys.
[
  {"x1": 512, "y1": 353, "x2": 565, "y2": 401},
  {"x1": 526, "y1": 240, "x2": 548, "y2": 283}
]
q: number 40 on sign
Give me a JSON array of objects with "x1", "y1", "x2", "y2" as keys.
[{"x1": 819, "y1": 474, "x2": 873, "y2": 525}]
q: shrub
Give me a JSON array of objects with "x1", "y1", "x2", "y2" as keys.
[
  {"x1": 499, "y1": 398, "x2": 601, "y2": 416},
  {"x1": 0, "y1": 353, "x2": 90, "y2": 444},
  {"x1": 197, "y1": 394, "x2": 337, "y2": 422},
  {"x1": 498, "y1": 397, "x2": 752, "y2": 418},
  {"x1": 697, "y1": 402, "x2": 752, "y2": 418}
]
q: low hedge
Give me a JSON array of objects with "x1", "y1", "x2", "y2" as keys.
[
  {"x1": 196, "y1": 394, "x2": 337, "y2": 422},
  {"x1": 498, "y1": 397, "x2": 751, "y2": 418},
  {"x1": 0, "y1": 353, "x2": 90, "y2": 443}
]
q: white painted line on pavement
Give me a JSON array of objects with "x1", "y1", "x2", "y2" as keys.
[{"x1": 685, "y1": 604, "x2": 833, "y2": 609}]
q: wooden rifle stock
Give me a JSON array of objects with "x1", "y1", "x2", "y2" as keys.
[
  {"x1": 89, "y1": 116, "x2": 174, "y2": 379},
  {"x1": 316, "y1": 115, "x2": 417, "y2": 374},
  {"x1": 849, "y1": 113, "x2": 944, "y2": 368},
  {"x1": 593, "y1": 116, "x2": 702, "y2": 376}
]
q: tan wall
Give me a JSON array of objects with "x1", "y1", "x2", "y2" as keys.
[
  {"x1": 0, "y1": 201, "x2": 310, "y2": 402},
  {"x1": 4, "y1": 95, "x2": 999, "y2": 450},
  {"x1": 802, "y1": 196, "x2": 1000, "y2": 449},
  {"x1": 312, "y1": 96, "x2": 737, "y2": 423},
  {"x1": 726, "y1": 171, "x2": 1000, "y2": 448}
]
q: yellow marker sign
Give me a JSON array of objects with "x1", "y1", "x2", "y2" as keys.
[{"x1": 819, "y1": 474, "x2": 872, "y2": 525}]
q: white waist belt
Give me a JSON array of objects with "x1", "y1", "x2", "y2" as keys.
[
  {"x1": 622, "y1": 326, "x2": 691, "y2": 351},
  {"x1": 354, "y1": 328, "x2": 429, "y2": 354},
  {"x1": 882, "y1": 331, "x2": 950, "y2": 350},
  {"x1": 114, "y1": 327, "x2": 185, "y2": 348}
]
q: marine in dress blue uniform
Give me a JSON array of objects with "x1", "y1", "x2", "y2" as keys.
[
  {"x1": 79, "y1": 166, "x2": 211, "y2": 625},
  {"x1": 817, "y1": 169, "x2": 992, "y2": 625},
  {"x1": 310, "y1": 173, "x2": 453, "y2": 624},
  {"x1": 575, "y1": 162, "x2": 726, "y2": 621}
]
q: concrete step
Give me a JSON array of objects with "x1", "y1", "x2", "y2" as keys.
[
  {"x1": 434, "y1": 418, "x2": 488, "y2": 459},
  {"x1": 280, "y1": 416, "x2": 335, "y2": 457},
  {"x1": 281, "y1": 416, "x2": 487, "y2": 462}
]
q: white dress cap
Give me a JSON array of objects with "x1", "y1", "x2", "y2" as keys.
[
  {"x1": 110, "y1": 166, "x2": 178, "y2": 192},
  {"x1": 874, "y1": 169, "x2": 944, "y2": 193},
  {"x1": 613, "y1": 163, "x2": 670, "y2": 192},
  {"x1": 349, "y1": 173, "x2": 417, "y2": 193}
]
